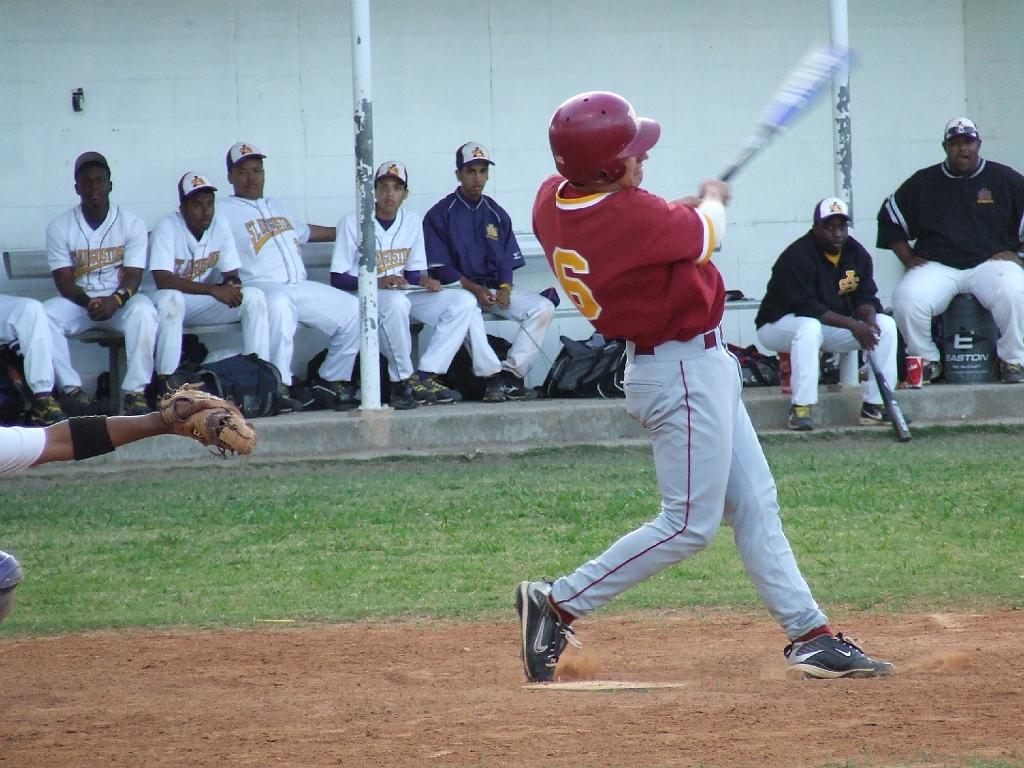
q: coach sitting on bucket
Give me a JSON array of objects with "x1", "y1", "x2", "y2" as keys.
[
  {"x1": 876, "y1": 116, "x2": 1024, "y2": 385},
  {"x1": 755, "y1": 198, "x2": 897, "y2": 432}
]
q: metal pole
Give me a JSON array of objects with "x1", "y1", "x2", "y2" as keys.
[
  {"x1": 829, "y1": 0, "x2": 852, "y2": 217},
  {"x1": 829, "y1": 0, "x2": 859, "y2": 388},
  {"x1": 351, "y1": 0, "x2": 382, "y2": 409}
]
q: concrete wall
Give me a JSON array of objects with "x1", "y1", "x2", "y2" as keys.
[{"x1": 2, "y1": 0, "x2": 1021, "y2": 381}]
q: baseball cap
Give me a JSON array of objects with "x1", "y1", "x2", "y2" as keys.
[
  {"x1": 374, "y1": 161, "x2": 408, "y2": 185},
  {"x1": 226, "y1": 142, "x2": 266, "y2": 172},
  {"x1": 943, "y1": 116, "x2": 980, "y2": 142},
  {"x1": 456, "y1": 142, "x2": 495, "y2": 169},
  {"x1": 73, "y1": 151, "x2": 110, "y2": 178},
  {"x1": 813, "y1": 196, "x2": 851, "y2": 225},
  {"x1": 177, "y1": 170, "x2": 218, "y2": 202}
]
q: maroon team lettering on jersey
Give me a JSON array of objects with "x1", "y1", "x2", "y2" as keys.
[{"x1": 532, "y1": 174, "x2": 725, "y2": 349}]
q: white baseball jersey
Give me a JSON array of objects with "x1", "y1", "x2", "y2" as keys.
[
  {"x1": 217, "y1": 196, "x2": 310, "y2": 285},
  {"x1": 332, "y1": 208, "x2": 432, "y2": 277},
  {"x1": 148, "y1": 212, "x2": 241, "y2": 284},
  {"x1": 0, "y1": 426, "x2": 46, "y2": 476},
  {"x1": 45, "y1": 205, "x2": 148, "y2": 297}
]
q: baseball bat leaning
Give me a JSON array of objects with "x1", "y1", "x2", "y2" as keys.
[
  {"x1": 719, "y1": 43, "x2": 854, "y2": 182},
  {"x1": 866, "y1": 351, "x2": 912, "y2": 443}
]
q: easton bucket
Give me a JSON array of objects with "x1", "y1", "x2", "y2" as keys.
[{"x1": 940, "y1": 294, "x2": 999, "y2": 383}]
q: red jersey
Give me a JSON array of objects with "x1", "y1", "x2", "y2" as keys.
[{"x1": 532, "y1": 174, "x2": 725, "y2": 349}]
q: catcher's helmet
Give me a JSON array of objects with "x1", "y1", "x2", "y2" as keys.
[
  {"x1": 548, "y1": 91, "x2": 661, "y2": 185},
  {"x1": 0, "y1": 551, "x2": 23, "y2": 624}
]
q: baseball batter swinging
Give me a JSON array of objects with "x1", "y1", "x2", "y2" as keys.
[{"x1": 517, "y1": 91, "x2": 895, "y2": 682}]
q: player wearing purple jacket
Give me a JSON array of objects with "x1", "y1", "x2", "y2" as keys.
[{"x1": 423, "y1": 142, "x2": 554, "y2": 399}]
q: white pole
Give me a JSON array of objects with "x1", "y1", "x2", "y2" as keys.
[
  {"x1": 351, "y1": 0, "x2": 382, "y2": 409},
  {"x1": 829, "y1": 0, "x2": 860, "y2": 388},
  {"x1": 829, "y1": 0, "x2": 852, "y2": 216}
]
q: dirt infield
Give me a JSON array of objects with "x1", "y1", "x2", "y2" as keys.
[{"x1": 3, "y1": 609, "x2": 1022, "y2": 768}]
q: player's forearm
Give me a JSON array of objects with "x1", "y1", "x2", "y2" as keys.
[
  {"x1": 52, "y1": 269, "x2": 91, "y2": 307},
  {"x1": 891, "y1": 241, "x2": 918, "y2": 267},
  {"x1": 307, "y1": 224, "x2": 336, "y2": 242},
  {"x1": 119, "y1": 268, "x2": 144, "y2": 294}
]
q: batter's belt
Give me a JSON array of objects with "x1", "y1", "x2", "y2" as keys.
[{"x1": 629, "y1": 327, "x2": 723, "y2": 361}]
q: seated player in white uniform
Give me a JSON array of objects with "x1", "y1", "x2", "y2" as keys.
[
  {"x1": 146, "y1": 171, "x2": 271, "y2": 396},
  {"x1": 0, "y1": 293, "x2": 70, "y2": 425},
  {"x1": 332, "y1": 161, "x2": 504, "y2": 407},
  {"x1": 217, "y1": 142, "x2": 359, "y2": 411},
  {"x1": 43, "y1": 151, "x2": 160, "y2": 415}
]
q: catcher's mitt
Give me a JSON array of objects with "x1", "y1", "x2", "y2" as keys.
[{"x1": 159, "y1": 383, "x2": 257, "y2": 456}]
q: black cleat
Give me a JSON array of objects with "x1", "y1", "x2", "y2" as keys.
[
  {"x1": 784, "y1": 633, "x2": 895, "y2": 679},
  {"x1": 515, "y1": 580, "x2": 580, "y2": 683}
]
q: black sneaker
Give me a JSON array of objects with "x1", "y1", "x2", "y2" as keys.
[
  {"x1": 500, "y1": 370, "x2": 537, "y2": 401},
  {"x1": 859, "y1": 402, "x2": 888, "y2": 426},
  {"x1": 30, "y1": 394, "x2": 67, "y2": 426},
  {"x1": 784, "y1": 633, "x2": 895, "y2": 679},
  {"x1": 788, "y1": 404, "x2": 813, "y2": 431},
  {"x1": 1000, "y1": 361, "x2": 1024, "y2": 384},
  {"x1": 515, "y1": 580, "x2": 580, "y2": 683},
  {"x1": 59, "y1": 386, "x2": 94, "y2": 416},
  {"x1": 389, "y1": 379, "x2": 418, "y2": 411},
  {"x1": 122, "y1": 391, "x2": 151, "y2": 415},
  {"x1": 482, "y1": 375, "x2": 507, "y2": 403},
  {"x1": 923, "y1": 360, "x2": 943, "y2": 383},
  {"x1": 276, "y1": 383, "x2": 305, "y2": 414},
  {"x1": 312, "y1": 380, "x2": 359, "y2": 411},
  {"x1": 416, "y1": 374, "x2": 461, "y2": 405}
]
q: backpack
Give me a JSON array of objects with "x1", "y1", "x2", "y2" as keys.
[
  {"x1": 441, "y1": 334, "x2": 513, "y2": 401},
  {"x1": 198, "y1": 353, "x2": 282, "y2": 418},
  {"x1": 543, "y1": 333, "x2": 627, "y2": 399},
  {"x1": 726, "y1": 344, "x2": 780, "y2": 387},
  {"x1": 0, "y1": 343, "x2": 32, "y2": 425}
]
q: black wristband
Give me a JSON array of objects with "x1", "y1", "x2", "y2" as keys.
[
  {"x1": 68, "y1": 416, "x2": 116, "y2": 461},
  {"x1": 222, "y1": 275, "x2": 242, "y2": 286}
]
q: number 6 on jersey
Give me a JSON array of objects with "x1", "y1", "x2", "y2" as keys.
[{"x1": 552, "y1": 247, "x2": 602, "y2": 320}]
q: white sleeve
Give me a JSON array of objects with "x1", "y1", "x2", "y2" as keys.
[
  {"x1": 147, "y1": 215, "x2": 176, "y2": 273},
  {"x1": 122, "y1": 212, "x2": 149, "y2": 269},
  {"x1": 45, "y1": 213, "x2": 72, "y2": 271},
  {"x1": 697, "y1": 199, "x2": 727, "y2": 257},
  {"x1": 330, "y1": 213, "x2": 359, "y2": 276},
  {"x1": 212, "y1": 218, "x2": 241, "y2": 274}
]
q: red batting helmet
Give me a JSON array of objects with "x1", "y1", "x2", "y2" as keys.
[{"x1": 548, "y1": 91, "x2": 661, "y2": 185}]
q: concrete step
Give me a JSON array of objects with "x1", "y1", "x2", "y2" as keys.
[{"x1": 71, "y1": 381, "x2": 1024, "y2": 468}]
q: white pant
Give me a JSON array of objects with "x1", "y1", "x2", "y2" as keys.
[
  {"x1": 43, "y1": 294, "x2": 158, "y2": 393},
  {"x1": 376, "y1": 288, "x2": 500, "y2": 380},
  {"x1": 250, "y1": 280, "x2": 359, "y2": 386},
  {"x1": 550, "y1": 330, "x2": 827, "y2": 640},
  {"x1": 469, "y1": 289, "x2": 555, "y2": 379},
  {"x1": 150, "y1": 288, "x2": 271, "y2": 373},
  {"x1": 757, "y1": 313, "x2": 898, "y2": 406},
  {"x1": 892, "y1": 260, "x2": 1024, "y2": 365},
  {"x1": 0, "y1": 294, "x2": 69, "y2": 395}
]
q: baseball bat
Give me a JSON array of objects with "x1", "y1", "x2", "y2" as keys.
[
  {"x1": 719, "y1": 43, "x2": 854, "y2": 182},
  {"x1": 866, "y1": 351, "x2": 912, "y2": 443}
]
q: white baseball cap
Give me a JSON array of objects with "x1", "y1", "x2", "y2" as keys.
[
  {"x1": 226, "y1": 142, "x2": 266, "y2": 172},
  {"x1": 374, "y1": 161, "x2": 409, "y2": 185},
  {"x1": 456, "y1": 142, "x2": 495, "y2": 169},
  {"x1": 813, "y1": 197, "x2": 851, "y2": 225},
  {"x1": 178, "y1": 170, "x2": 218, "y2": 202},
  {"x1": 943, "y1": 116, "x2": 980, "y2": 142}
]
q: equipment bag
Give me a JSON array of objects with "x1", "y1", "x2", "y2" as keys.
[
  {"x1": 726, "y1": 344, "x2": 780, "y2": 387},
  {"x1": 543, "y1": 333, "x2": 627, "y2": 399},
  {"x1": 441, "y1": 334, "x2": 513, "y2": 401},
  {"x1": 0, "y1": 343, "x2": 32, "y2": 426},
  {"x1": 198, "y1": 353, "x2": 282, "y2": 418}
]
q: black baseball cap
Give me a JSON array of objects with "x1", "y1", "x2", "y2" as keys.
[{"x1": 73, "y1": 151, "x2": 110, "y2": 178}]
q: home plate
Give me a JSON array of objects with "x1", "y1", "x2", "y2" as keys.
[{"x1": 524, "y1": 680, "x2": 686, "y2": 692}]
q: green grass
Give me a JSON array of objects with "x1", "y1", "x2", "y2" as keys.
[{"x1": 2, "y1": 425, "x2": 1023, "y2": 635}]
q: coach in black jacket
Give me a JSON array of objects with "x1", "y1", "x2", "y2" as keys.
[{"x1": 755, "y1": 197, "x2": 897, "y2": 431}]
